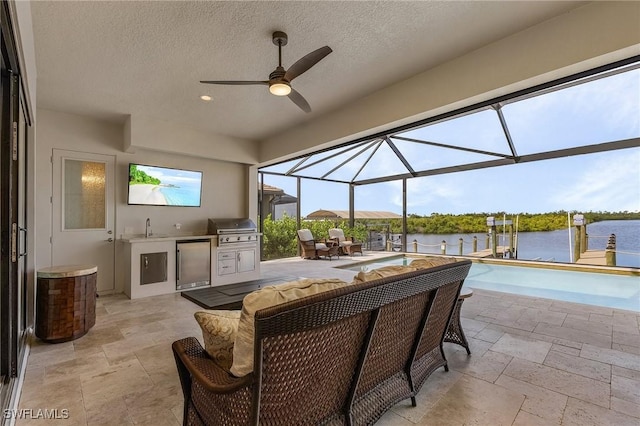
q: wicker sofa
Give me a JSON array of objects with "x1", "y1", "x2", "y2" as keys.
[{"x1": 173, "y1": 259, "x2": 472, "y2": 425}]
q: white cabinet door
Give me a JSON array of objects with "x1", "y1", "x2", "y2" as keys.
[{"x1": 237, "y1": 249, "x2": 256, "y2": 273}]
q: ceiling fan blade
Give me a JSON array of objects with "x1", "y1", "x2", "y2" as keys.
[
  {"x1": 200, "y1": 81, "x2": 268, "y2": 85},
  {"x1": 287, "y1": 88, "x2": 311, "y2": 113},
  {"x1": 284, "y1": 46, "x2": 332, "y2": 82}
]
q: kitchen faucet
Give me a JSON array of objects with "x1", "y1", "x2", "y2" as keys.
[{"x1": 145, "y1": 218, "x2": 152, "y2": 238}]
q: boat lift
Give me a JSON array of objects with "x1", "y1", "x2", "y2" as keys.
[{"x1": 486, "y1": 215, "x2": 518, "y2": 259}]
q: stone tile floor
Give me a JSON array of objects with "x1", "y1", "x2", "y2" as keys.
[{"x1": 16, "y1": 254, "x2": 640, "y2": 425}]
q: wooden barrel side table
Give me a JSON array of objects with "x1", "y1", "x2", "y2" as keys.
[
  {"x1": 36, "y1": 265, "x2": 97, "y2": 343},
  {"x1": 444, "y1": 287, "x2": 473, "y2": 354}
]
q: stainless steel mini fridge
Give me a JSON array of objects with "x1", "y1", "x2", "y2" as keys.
[{"x1": 176, "y1": 240, "x2": 211, "y2": 290}]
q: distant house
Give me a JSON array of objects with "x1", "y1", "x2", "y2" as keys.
[
  {"x1": 305, "y1": 209, "x2": 402, "y2": 220},
  {"x1": 260, "y1": 184, "x2": 298, "y2": 220}
]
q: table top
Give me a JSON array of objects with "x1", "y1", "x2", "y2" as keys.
[
  {"x1": 459, "y1": 287, "x2": 473, "y2": 299},
  {"x1": 37, "y1": 264, "x2": 97, "y2": 278}
]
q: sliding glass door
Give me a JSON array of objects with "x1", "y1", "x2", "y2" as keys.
[{"x1": 0, "y1": 0, "x2": 31, "y2": 413}]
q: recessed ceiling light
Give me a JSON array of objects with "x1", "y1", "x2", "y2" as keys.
[{"x1": 200, "y1": 95, "x2": 212, "y2": 102}]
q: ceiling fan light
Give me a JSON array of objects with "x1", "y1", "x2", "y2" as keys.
[{"x1": 269, "y1": 82, "x2": 291, "y2": 96}]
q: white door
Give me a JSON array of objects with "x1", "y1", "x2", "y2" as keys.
[
  {"x1": 237, "y1": 249, "x2": 256, "y2": 273},
  {"x1": 52, "y1": 150, "x2": 115, "y2": 292}
]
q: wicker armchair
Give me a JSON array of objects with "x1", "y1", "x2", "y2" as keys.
[
  {"x1": 173, "y1": 260, "x2": 472, "y2": 425},
  {"x1": 296, "y1": 228, "x2": 339, "y2": 260},
  {"x1": 328, "y1": 228, "x2": 363, "y2": 256}
]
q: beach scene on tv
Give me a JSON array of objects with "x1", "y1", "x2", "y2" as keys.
[{"x1": 128, "y1": 164, "x2": 202, "y2": 207}]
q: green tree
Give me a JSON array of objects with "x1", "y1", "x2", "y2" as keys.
[
  {"x1": 129, "y1": 164, "x2": 161, "y2": 185},
  {"x1": 261, "y1": 214, "x2": 298, "y2": 260},
  {"x1": 261, "y1": 216, "x2": 369, "y2": 260}
]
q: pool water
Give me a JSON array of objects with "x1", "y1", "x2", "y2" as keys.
[{"x1": 344, "y1": 256, "x2": 640, "y2": 312}]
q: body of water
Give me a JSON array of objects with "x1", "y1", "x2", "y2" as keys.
[
  {"x1": 159, "y1": 181, "x2": 202, "y2": 207},
  {"x1": 393, "y1": 219, "x2": 640, "y2": 268},
  {"x1": 343, "y1": 255, "x2": 640, "y2": 311}
]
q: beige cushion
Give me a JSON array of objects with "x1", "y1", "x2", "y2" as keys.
[
  {"x1": 297, "y1": 229, "x2": 314, "y2": 241},
  {"x1": 351, "y1": 265, "x2": 418, "y2": 284},
  {"x1": 328, "y1": 228, "x2": 346, "y2": 242},
  {"x1": 329, "y1": 228, "x2": 355, "y2": 247},
  {"x1": 409, "y1": 257, "x2": 457, "y2": 269},
  {"x1": 194, "y1": 310, "x2": 241, "y2": 370},
  {"x1": 230, "y1": 278, "x2": 348, "y2": 377},
  {"x1": 351, "y1": 257, "x2": 457, "y2": 284}
]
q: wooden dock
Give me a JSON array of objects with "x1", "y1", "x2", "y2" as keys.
[
  {"x1": 468, "y1": 246, "x2": 509, "y2": 258},
  {"x1": 575, "y1": 250, "x2": 607, "y2": 266}
]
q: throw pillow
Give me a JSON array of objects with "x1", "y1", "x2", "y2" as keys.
[
  {"x1": 351, "y1": 264, "x2": 418, "y2": 284},
  {"x1": 409, "y1": 256, "x2": 456, "y2": 269},
  {"x1": 194, "y1": 310, "x2": 241, "y2": 370},
  {"x1": 230, "y1": 278, "x2": 348, "y2": 377}
]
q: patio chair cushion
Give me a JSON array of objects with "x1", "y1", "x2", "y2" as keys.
[
  {"x1": 351, "y1": 264, "x2": 418, "y2": 284},
  {"x1": 297, "y1": 229, "x2": 314, "y2": 241},
  {"x1": 329, "y1": 228, "x2": 353, "y2": 246},
  {"x1": 315, "y1": 242, "x2": 329, "y2": 250},
  {"x1": 409, "y1": 257, "x2": 457, "y2": 269},
  {"x1": 231, "y1": 278, "x2": 349, "y2": 377},
  {"x1": 194, "y1": 310, "x2": 241, "y2": 370}
]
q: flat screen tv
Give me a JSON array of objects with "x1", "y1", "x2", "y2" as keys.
[{"x1": 128, "y1": 163, "x2": 202, "y2": 207}]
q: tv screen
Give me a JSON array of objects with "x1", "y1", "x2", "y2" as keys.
[{"x1": 128, "y1": 163, "x2": 202, "y2": 207}]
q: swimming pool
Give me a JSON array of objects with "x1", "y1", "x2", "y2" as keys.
[{"x1": 342, "y1": 256, "x2": 640, "y2": 312}]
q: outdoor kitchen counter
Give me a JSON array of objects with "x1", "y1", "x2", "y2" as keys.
[
  {"x1": 120, "y1": 234, "x2": 217, "y2": 243},
  {"x1": 121, "y1": 233, "x2": 261, "y2": 299},
  {"x1": 121, "y1": 235, "x2": 217, "y2": 299}
]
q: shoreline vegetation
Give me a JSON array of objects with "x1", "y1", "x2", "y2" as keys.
[
  {"x1": 398, "y1": 211, "x2": 640, "y2": 234},
  {"x1": 261, "y1": 212, "x2": 639, "y2": 260},
  {"x1": 128, "y1": 164, "x2": 179, "y2": 205}
]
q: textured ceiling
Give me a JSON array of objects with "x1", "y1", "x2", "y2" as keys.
[{"x1": 30, "y1": 1, "x2": 585, "y2": 141}]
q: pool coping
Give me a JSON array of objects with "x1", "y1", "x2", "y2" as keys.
[{"x1": 335, "y1": 252, "x2": 640, "y2": 277}]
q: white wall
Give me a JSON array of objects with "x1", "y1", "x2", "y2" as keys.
[
  {"x1": 126, "y1": 115, "x2": 259, "y2": 164},
  {"x1": 35, "y1": 108, "x2": 251, "y2": 293},
  {"x1": 260, "y1": 1, "x2": 640, "y2": 164}
]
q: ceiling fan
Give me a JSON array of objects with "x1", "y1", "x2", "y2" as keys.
[{"x1": 200, "y1": 31, "x2": 332, "y2": 113}]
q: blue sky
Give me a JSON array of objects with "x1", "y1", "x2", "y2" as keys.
[
  {"x1": 264, "y1": 148, "x2": 640, "y2": 216},
  {"x1": 137, "y1": 164, "x2": 202, "y2": 186},
  {"x1": 262, "y1": 67, "x2": 640, "y2": 217}
]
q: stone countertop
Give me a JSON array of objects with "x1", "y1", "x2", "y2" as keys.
[
  {"x1": 120, "y1": 234, "x2": 217, "y2": 243},
  {"x1": 37, "y1": 264, "x2": 98, "y2": 278}
]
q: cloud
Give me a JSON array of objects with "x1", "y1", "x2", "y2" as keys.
[
  {"x1": 386, "y1": 177, "x2": 465, "y2": 212},
  {"x1": 550, "y1": 150, "x2": 640, "y2": 212}
]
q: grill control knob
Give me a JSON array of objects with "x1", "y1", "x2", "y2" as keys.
[{"x1": 237, "y1": 237, "x2": 241, "y2": 241}]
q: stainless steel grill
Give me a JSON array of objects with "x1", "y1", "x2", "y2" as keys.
[{"x1": 207, "y1": 218, "x2": 259, "y2": 246}]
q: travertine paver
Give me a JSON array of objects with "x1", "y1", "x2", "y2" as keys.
[{"x1": 14, "y1": 255, "x2": 640, "y2": 425}]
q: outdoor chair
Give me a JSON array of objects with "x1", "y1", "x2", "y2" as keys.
[
  {"x1": 297, "y1": 229, "x2": 339, "y2": 260},
  {"x1": 328, "y1": 228, "x2": 363, "y2": 256}
]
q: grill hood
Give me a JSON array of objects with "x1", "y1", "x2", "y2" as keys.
[{"x1": 207, "y1": 218, "x2": 257, "y2": 235}]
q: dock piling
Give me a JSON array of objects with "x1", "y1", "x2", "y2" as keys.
[{"x1": 605, "y1": 234, "x2": 616, "y2": 266}]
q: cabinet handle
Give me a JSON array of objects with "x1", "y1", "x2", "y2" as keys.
[{"x1": 144, "y1": 256, "x2": 149, "y2": 268}]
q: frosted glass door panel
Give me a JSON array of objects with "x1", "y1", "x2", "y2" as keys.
[
  {"x1": 64, "y1": 159, "x2": 106, "y2": 230},
  {"x1": 53, "y1": 150, "x2": 116, "y2": 292}
]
